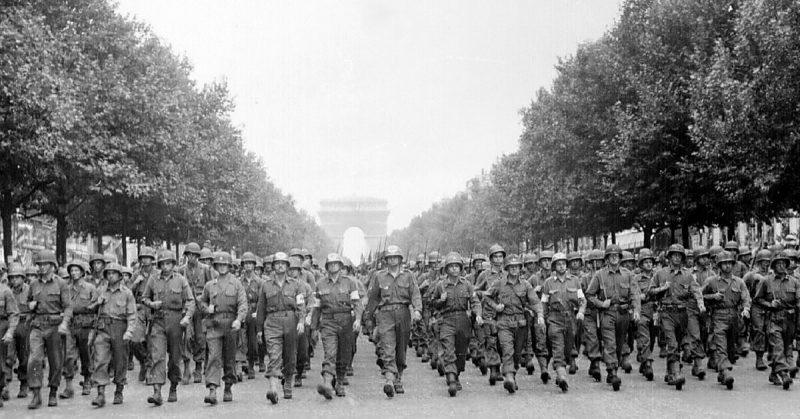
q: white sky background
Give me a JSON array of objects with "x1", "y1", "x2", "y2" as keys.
[{"x1": 115, "y1": 0, "x2": 622, "y2": 233}]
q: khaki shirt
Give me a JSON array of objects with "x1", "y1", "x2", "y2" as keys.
[
  {"x1": 28, "y1": 273, "x2": 73, "y2": 324},
  {"x1": 97, "y1": 283, "x2": 137, "y2": 335},
  {"x1": 0, "y1": 282, "x2": 20, "y2": 333},
  {"x1": 142, "y1": 271, "x2": 195, "y2": 318},
  {"x1": 198, "y1": 273, "x2": 248, "y2": 337}
]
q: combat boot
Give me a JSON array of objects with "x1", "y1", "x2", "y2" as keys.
[
  {"x1": 503, "y1": 373, "x2": 517, "y2": 394},
  {"x1": 608, "y1": 368, "x2": 621, "y2": 391},
  {"x1": 769, "y1": 370, "x2": 783, "y2": 386},
  {"x1": 707, "y1": 355, "x2": 717, "y2": 371},
  {"x1": 258, "y1": 360, "x2": 266, "y2": 372},
  {"x1": 147, "y1": 384, "x2": 163, "y2": 406},
  {"x1": 18, "y1": 381, "x2": 28, "y2": 398},
  {"x1": 781, "y1": 371, "x2": 793, "y2": 390},
  {"x1": 193, "y1": 362, "x2": 203, "y2": 383},
  {"x1": 1, "y1": 387, "x2": 7, "y2": 401},
  {"x1": 346, "y1": 366, "x2": 354, "y2": 377},
  {"x1": 247, "y1": 361, "x2": 256, "y2": 380},
  {"x1": 642, "y1": 360, "x2": 654, "y2": 381},
  {"x1": 317, "y1": 373, "x2": 334, "y2": 400},
  {"x1": 59, "y1": 378, "x2": 74, "y2": 399},
  {"x1": 382, "y1": 372, "x2": 395, "y2": 398},
  {"x1": 335, "y1": 375, "x2": 346, "y2": 397},
  {"x1": 48, "y1": 386, "x2": 57, "y2": 406},
  {"x1": 429, "y1": 357, "x2": 438, "y2": 370},
  {"x1": 455, "y1": 374, "x2": 462, "y2": 390},
  {"x1": 28, "y1": 388, "x2": 41, "y2": 410},
  {"x1": 691, "y1": 358, "x2": 706, "y2": 380},
  {"x1": 222, "y1": 383, "x2": 232, "y2": 402},
  {"x1": 621, "y1": 355, "x2": 632, "y2": 374},
  {"x1": 394, "y1": 372, "x2": 405, "y2": 394},
  {"x1": 283, "y1": 376, "x2": 293, "y2": 400},
  {"x1": 538, "y1": 356, "x2": 550, "y2": 384},
  {"x1": 668, "y1": 362, "x2": 686, "y2": 390},
  {"x1": 182, "y1": 360, "x2": 191, "y2": 385},
  {"x1": 555, "y1": 367, "x2": 569, "y2": 392},
  {"x1": 525, "y1": 357, "x2": 536, "y2": 375},
  {"x1": 113, "y1": 385, "x2": 123, "y2": 405},
  {"x1": 167, "y1": 382, "x2": 178, "y2": 402},
  {"x1": 437, "y1": 361, "x2": 445, "y2": 377},
  {"x1": 421, "y1": 353, "x2": 430, "y2": 363},
  {"x1": 755, "y1": 352, "x2": 767, "y2": 371},
  {"x1": 589, "y1": 359, "x2": 602, "y2": 382},
  {"x1": 204, "y1": 385, "x2": 217, "y2": 405},
  {"x1": 294, "y1": 373, "x2": 303, "y2": 387},
  {"x1": 91, "y1": 385, "x2": 105, "y2": 408},
  {"x1": 446, "y1": 373, "x2": 458, "y2": 397},
  {"x1": 568, "y1": 357, "x2": 578, "y2": 375},
  {"x1": 82, "y1": 376, "x2": 93, "y2": 395},
  {"x1": 266, "y1": 377, "x2": 279, "y2": 404},
  {"x1": 738, "y1": 338, "x2": 750, "y2": 358},
  {"x1": 718, "y1": 369, "x2": 734, "y2": 390},
  {"x1": 138, "y1": 365, "x2": 147, "y2": 382}
]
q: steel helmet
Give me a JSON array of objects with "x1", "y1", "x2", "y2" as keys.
[
  {"x1": 7, "y1": 263, "x2": 25, "y2": 278},
  {"x1": 58, "y1": 267, "x2": 69, "y2": 279},
  {"x1": 709, "y1": 245, "x2": 724, "y2": 259},
  {"x1": 138, "y1": 246, "x2": 157, "y2": 261},
  {"x1": 715, "y1": 251, "x2": 736, "y2": 266},
  {"x1": 104, "y1": 263, "x2": 123, "y2": 276},
  {"x1": 287, "y1": 258, "x2": 302, "y2": 270},
  {"x1": 36, "y1": 249, "x2": 58, "y2": 267},
  {"x1": 325, "y1": 253, "x2": 344, "y2": 267},
  {"x1": 25, "y1": 265, "x2": 40, "y2": 276},
  {"x1": 503, "y1": 254, "x2": 523, "y2": 270},
  {"x1": 692, "y1": 248, "x2": 710, "y2": 259},
  {"x1": 184, "y1": 242, "x2": 201, "y2": 256},
  {"x1": 198, "y1": 248, "x2": 214, "y2": 261},
  {"x1": 621, "y1": 251, "x2": 635, "y2": 263},
  {"x1": 156, "y1": 249, "x2": 176, "y2": 265},
  {"x1": 66, "y1": 260, "x2": 88, "y2": 275},
  {"x1": 272, "y1": 252, "x2": 290, "y2": 266},
  {"x1": 444, "y1": 252, "x2": 463, "y2": 269},
  {"x1": 289, "y1": 248, "x2": 303, "y2": 258},
  {"x1": 523, "y1": 253, "x2": 538, "y2": 265},
  {"x1": 551, "y1": 252, "x2": 568, "y2": 265},
  {"x1": 301, "y1": 249, "x2": 312, "y2": 259},
  {"x1": 724, "y1": 240, "x2": 739, "y2": 252},
  {"x1": 417, "y1": 253, "x2": 425, "y2": 263},
  {"x1": 302, "y1": 260, "x2": 312, "y2": 270},
  {"x1": 754, "y1": 249, "x2": 772, "y2": 264},
  {"x1": 666, "y1": 244, "x2": 686, "y2": 259},
  {"x1": 785, "y1": 249, "x2": 800, "y2": 261},
  {"x1": 255, "y1": 257, "x2": 264, "y2": 268},
  {"x1": 539, "y1": 250, "x2": 554, "y2": 261},
  {"x1": 738, "y1": 246, "x2": 751, "y2": 258},
  {"x1": 121, "y1": 266, "x2": 133, "y2": 276},
  {"x1": 232, "y1": 258, "x2": 241, "y2": 267},
  {"x1": 637, "y1": 248, "x2": 655, "y2": 265},
  {"x1": 770, "y1": 250, "x2": 791, "y2": 268},
  {"x1": 567, "y1": 252, "x2": 583, "y2": 263},
  {"x1": 604, "y1": 244, "x2": 622, "y2": 258},
  {"x1": 212, "y1": 251, "x2": 232, "y2": 266},
  {"x1": 589, "y1": 249, "x2": 604, "y2": 262},
  {"x1": 769, "y1": 243, "x2": 785, "y2": 254},
  {"x1": 384, "y1": 245, "x2": 403, "y2": 260},
  {"x1": 427, "y1": 251, "x2": 440, "y2": 264},
  {"x1": 487, "y1": 244, "x2": 506, "y2": 258},
  {"x1": 241, "y1": 252, "x2": 257, "y2": 264},
  {"x1": 89, "y1": 253, "x2": 105, "y2": 265},
  {"x1": 472, "y1": 253, "x2": 488, "y2": 263},
  {"x1": 264, "y1": 254, "x2": 274, "y2": 264},
  {"x1": 341, "y1": 256, "x2": 354, "y2": 269}
]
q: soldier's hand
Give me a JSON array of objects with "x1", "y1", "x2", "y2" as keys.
[
  {"x1": 633, "y1": 312, "x2": 641, "y2": 322},
  {"x1": 251, "y1": 312, "x2": 257, "y2": 319},
  {"x1": 150, "y1": 301, "x2": 163, "y2": 310},
  {"x1": 123, "y1": 330, "x2": 134, "y2": 341},
  {"x1": 231, "y1": 319, "x2": 242, "y2": 331},
  {"x1": 741, "y1": 309, "x2": 750, "y2": 319},
  {"x1": 712, "y1": 292, "x2": 724, "y2": 301},
  {"x1": 537, "y1": 316, "x2": 545, "y2": 326},
  {"x1": 352, "y1": 320, "x2": 361, "y2": 334},
  {"x1": 534, "y1": 285, "x2": 542, "y2": 294},
  {"x1": 576, "y1": 312, "x2": 584, "y2": 321},
  {"x1": 297, "y1": 322, "x2": 305, "y2": 334},
  {"x1": 57, "y1": 321, "x2": 69, "y2": 335},
  {"x1": 1, "y1": 332, "x2": 12, "y2": 344},
  {"x1": 412, "y1": 310, "x2": 422, "y2": 322},
  {"x1": 257, "y1": 331, "x2": 263, "y2": 341},
  {"x1": 439, "y1": 292, "x2": 448, "y2": 302},
  {"x1": 207, "y1": 304, "x2": 215, "y2": 314},
  {"x1": 601, "y1": 299, "x2": 611, "y2": 309},
  {"x1": 495, "y1": 303, "x2": 505, "y2": 313},
  {"x1": 28, "y1": 301, "x2": 38, "y2": 311},
  {"x1": 475, "y1": 315, "x2": 484, "y2": 326},
  {"x1": 699, "y1": 304, "x2": 706, "y2": 314},
  {"x1": 772, "y1": 300, "x2": 781, "y2": 308},
  {"x1": 180, "y1": 316, "x2": 191, "y2": 328}
]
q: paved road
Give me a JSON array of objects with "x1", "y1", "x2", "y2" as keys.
[{"x1": 4, "y1": 338, "x2": 800, "y2": 418}]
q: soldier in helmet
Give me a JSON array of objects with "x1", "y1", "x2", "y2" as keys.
[
  {"x1": 5, "y1": 264, "x2": 29, "y2": 399},
  {"x1": 61, "y1": 260, "x2": 98, "y2": 399},
  {"x1": 620, "y1": 251, "x2": 636, "y2": 272},
  {"x1": 178, "y1": 242, "x2": 213, "y2": 384},
  {"x1": 422, "y1": 259, "x2": 446, "y2": 376},
  {"x1": 585, "y1": 244, "x2": 641, "y2": 391},
  {"x1": 88, "y1": 253, "x2": 107, "y2": 289},
  {"x1": 263, "y1": 255, "x2": 274, "y2": 277},
  {"x1": 26, "y1": 249, "x2": 72, "y2": 409},
  {"x1": 414, "y1": 251, "x2": 439, "y2": 364},
  {"x1": 650, "y1": 244, "x2": 705, "y2": 390},
  {"x1": 753, "y1": 250, "x2": 800, "y2": 389},
  {"x1": 541, "y1": 252, "x2": 586, "y2": 392},
  {"x1": 287, "y1": 257, "x2": 313, "y2": 387},
  {"x1": 522, "y1": 254, "x2": 538, "y2": 281},
  {"x1": 238, "y1": 252, "x2": 263, "y2": 380},
  {"x1": 473, "y1": 245, "x2": 505, "y2": 383},
  {"x1": 90, "y1": 263, "x2": 137, "y2": 407},
  {"x1": 634, "y1": 248, "x2": 658, "y2": 381},
  {"x1": 255, "y1": 252, "x2": 306, "y2": 403},
  {"x1": 484, "y1": 254, "x2": 544, "y2": 394},
  {"x1": 197, "y1": 252, "x2": 248, "y2": 405},
  {"x1": 465, "y1": 253, "x2": 487, "y2": 367},
  {"x1": 311, "y1": 253, "x2": 363, "y2": 399},
  {"x1": 745, "y1": 249, "x2": 772, "y2": 370},
  {"x1": 341, "y1": 256, "x2": 362, "y2": 379},
  {"x1": 130, "y1": 246, "x2": 158, "y2": 382},
  {"x1": 0, "y1": 263, "x2": 19, "y2": 408},
  {"x1": 566, "y1": 251, "x2": 584, "y2": 373},
  {"x1": 724, "y1": 241, "x2": 750, "y2": 279},
  {"x1": 430, "y1": 252, "x2": 482, "y2": 397},
  {"x1": 702, "y1": 251, "x2": 750, "y2": 390},
  {"x1": 365, "y1": 245, "x2": 423, "y2": 398},
  {"x1": 525, "y1": 250, "x2": 552, "y2": 382},
  {"x1": 583, "y1": 249, "x2": 605, "y2": 381},
  {"x1": 141, "y1": 249, "x2": 196, "y2": 405},
  {"x1": 26, "y1": 265, "x2": 40, "y2": 284},
  {"x1": 738, "y1": 246, "x2": 752, "y2": 266},
  {"x1": 692, "y1": 247, "x2": 714, "y2": 370}
]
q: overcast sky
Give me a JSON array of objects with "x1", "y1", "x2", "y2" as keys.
[{"x1": 116, "y1": 0, "x2": 622, "y2": 233}]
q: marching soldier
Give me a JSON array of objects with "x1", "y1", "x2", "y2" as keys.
[
  {"x1": 365, "y1": 245, "x2": 423, "y2": 398},
  {"x1": 414, "y1": 251, "x2": 438, "y2": 364},
  {"x1": 583, "y1": 249, "x2": 605, "y2": 381},
  {"x1": 197, "y1": 252, "x2": 247, "y2": 405},
  {"x1": 484, "y1": 254, "x2": 544, "y2": 394},
  {"x1": 723, "y1": 241, "x2": 750, "y2": 279},
  {"x1": 239, "y1": 252, "x2": 263, "y2": 380},
  {"x1": 5, "y1": 264, "x2": 29, "y2": 399},
  {"x1": 566, "y1": 251, "x2": 584, "y2": 372},
  {"x1": 27, "y1": 249, "x2": 72, "y2": 409},
  {"x1": 634, "y1": 248, "x2": 658, "y2": 381},
  {"x1": 744, "y1": 249, "x2": 772, "y2": 370},
  {"x1": 61, "y1": 260, "x2": 97, "y2": 399},
  {"x1": 474, "y1": 244, "x2": 505, "y2": 383},
  {"x1": 130, "y1": 247, "x2": 158, "y2": 382},
  {"x1": 287, "y1": 257, "x2": 313, "y2": 387},
  {"x1": 142, "y1": 249, "x2": 195, "y2": 405},
  {"x1": 702, "y1": 251, "x2": 750, "y2": 390},
  {"x1": 541, "y1": 252, "x2": 586, "y2": 392},
  {"x1": 178, "y1": 242, "x2": 213, "y2": 384},
  {"x1": 586, "y1": 244, "x2": 641, "y2": 391},
  {"x1": 650, "y1": 244, "x2": 705, "y2": 391},
  {"x1": 753, "y1": 250, "x2": 800, "y2": 389},
  {"x1": 255, "y1": 252, "x2": 306, "y2": 403},
  {"x1": 90, "y1": 263, "x2": 136, "y2": 407},
  {"x1": 465, "y1": 253, "x2": 487, "y2": 368},
  {"x1": 87, "y1": 253, "x2": 107, "y2": 289},
  {"x1": 0, "y1": 265, "x2": 19, "y2": 408},
  {"x1": 429, "y1": 252, "x2": 482, "y2": 396},
  {"x1": 312, "y1": 253, "x2": 363, "y2": 399},
  {"x1": 526, "y1": 250, "x2": 552, "y2": 382},
  {"x1": 692, "y1": 247, "x2": 714, "y2": 371}
]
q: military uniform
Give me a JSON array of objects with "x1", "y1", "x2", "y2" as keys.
[
  {"x1": 0, "y1": 280, "x2": 20, "y2": 408},
  {"x1": 633, "y1": 249, "x2": 658, "y2": 380},
  {"x1": 178, "y1": 254, "x2": 213, "y2": 383},
  {"x1": 526, "y1": 261, "x2": 551, "y2": 381},
  {"x1": 240, "y1": 269, "x2": 263, "y2": 379},
  {"x1": 198, "y1": 252, "x2": 248, "y2": 405},
  {"x1": 5, "y1": 270, "x2": 29, "y2": 398},
  {"x1": 474, "y1": 263, "x2": 504, "y2": 383},
  {"x1": 62, "y1": 266, "x2": 98, "y2": 398},
  {"x1": 744, "y1": 249, "x2": 772, "y2": 370},
  {"x1": 581, "y1": 250, "x2": 605, "y2": 381}
]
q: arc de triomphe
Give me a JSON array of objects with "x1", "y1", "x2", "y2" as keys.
[{"x1": 318, "y1": 197, "x2": 389, "y2": 254}]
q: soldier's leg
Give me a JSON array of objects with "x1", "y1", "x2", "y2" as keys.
[
  {"x1": 281, "y1": 315, "x2": 298, "y2": 382},
  {"x1": 27, "y1": 327, "x2": 46, "y2": 389},
  {"x1": 320, "y1": 317, "x2": 338, "y2": 378},
  {"x1": 712, "y1": 314, "x2": 732, "y2": 371},
  {"x1": 454, "y1": 316, "x2": 470, "y2": 374},
  {"x1": 601, "y1": 311, "x2": 618, "y2": 369},
  {"x1": 767, "y1": 315, "x2": 788, "y2": 373},
  {"x1": 246, "y1": 317, "x2": 259, "y2": 368},
  {"x1": 0, "y1": 322, "x2": 7, "y2": 396},
  {"x1": 783, "y1": 315, "x2": 796, "y2": 373},
  {"x1": 548, "y1": 316, "x2": 567, "y2": 370},
  {"x1": 192, "y1": 311, "x2": 205, "y2": 368},
  {"x1": 335, "y1": 315, "x2": 354, "y2": 381},
  {"x1": 687, "y1": 309, "x2": 706, "y2": 360},
  {"x1": 222, "y1": 328, "x2": 238, "y2": 386},
  {"x1": 583, "y1": 309, "x2": 601, "y2": 361},
  {"x1": 92, "y1": 331, "x2": 112, "y2": 388},
  {"x1": 394, "y1": 310, "x2": 411, "y2": 376},
  {"x1": 496, "y1": 320, "x2": 516, "y2": 375},
  {"x1": 661, "y1": 311, "x2": 680, "y2": 363},
  {"x1": 109, "y1": 322, "x2": 127, "y2": 387},
  {"x1": 165, "y1": 318, "x2": 184, "y2": 386},
  {"x1": 205, "y1": 335, "x2": 222, "y2": 388},
  {"x1": 440, "y1": 318, "x2": 457, "y2": 375},
  {"x1": 44, "y1": 326, "x2": 63, "y2": 389},
  {"x1": 616, "y1": 312, "x2": 631, "y2": 365},
  {"x1": 637, "y1": 307, "x2": 654, "y2": 363},
  {"x1": 483, "y1": 321, "x2": 500, "y2": 367},
  {"x1": 76, "y1": 327, "x2": 93, "y2": 382},
  {"x1": 146, "y1": 321, "x2": 167, "y2": 385},
  {"x1": 295, "y1": 330, "x2": 308, "y2": 379},
  {"x1": 62, "y1": 330, "x2": 78, "y2": 383},
  {"x1": 264, "y1": 317, "x2": 284, "y2": 378}
]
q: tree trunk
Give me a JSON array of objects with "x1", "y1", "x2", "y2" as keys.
[
  {"x1": 56, "y1": 210, "x2": 67, "y2": 265},
  {"x1": 670, "y1": 227, "x2": 676, "y2": 244},
  {"x1": 121, "y1": 234, "x2": 127, "y2": 266},
  {"x1": 1, "y1": 191, "x2": 13, "y2": 264},
  {"x1": 611, "y1": 231, "x2": 616, "y2": 245},
  {"x1": 592, "y1": 234, "x2": 597, "y2": 249},
  {"x1": 96, "y1": 198, "x2": 103, "y2": 253},
  {"x1": 574, "y1": 235, "x2": 579, "y2": 251},
  {"x1": 681, "y1": 223, "x2": 690, "y2": 248},
  {"x1": 603, "y1": 234, "x2": 608, "y2": 248},
  {"x1": 643, "y1": 224, "x2": 653, "y2": 249}
]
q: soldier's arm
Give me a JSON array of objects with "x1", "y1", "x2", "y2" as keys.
[
  {"x1": 526, "y1": 283, "x2": 544, "y2": 319},
  {"x1": 235, "y1": 282, "x2": 248, "y2": 324},
  {"x1": 5, "y1": 289, "x2": 19, "y2": 334},
  {"x1": 197, "y1": 283, "x2": 211, "y2": 314},
  {"x1": 540, "y1": 280, "x2": 551, "y2": 304},
  {"x1": 410, "y1": 276, "x2": 423, "y2": 313},
  {"x1": 142, "y1": 279, "x2": 155, "y2": 307},
  {"x1": 349, "y1": 279, "x2": 364, "y2": 323},
  {"x1": 738, "y1": 278, "x2": 751, "y2": 313},
  {"x1": 689, "y1": 277, "x2": 705, "y2": 310},
  {"x1": 364, "y1": 277, "x2": 380, "y2": 322},
  {"x1": 60, "y1": 280, "x2": 73, "y2": 324},
  {"x1": 752, "y1": 278, "x2": 771, "y2": 308},
  {"x1": 483, "y1": 282, "x2": 499, "y2": 307},
  {"x1": 256, "y1": 284, "x2": 266, "y2": 331},
  {"x1": 125, "y1": 290, "x2": 137, "y2": 335},
  {"x1": 181, "y1": 278, "x2": 196, "y2": 319},
  {"x1": 467, "y1": 283, "x2": 482, "y2": 317},
  {"x1": 429, "y1": 282, "x2": 445, "y2": 310},
  {"x1": 584, "y1": 274, "x2": 603, "y2": 308}
]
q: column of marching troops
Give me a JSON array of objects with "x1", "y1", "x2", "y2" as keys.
[{"x1": 0, "y1": 237, "x2": 799, "y2": 410}]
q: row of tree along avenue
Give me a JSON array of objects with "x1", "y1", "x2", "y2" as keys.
[
  {"x1": 390, "y1": 0, "x2": 800, "y2": 254},
  {"x1": 1, "y1": 0, "x2": 331, "y2": 264}
]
